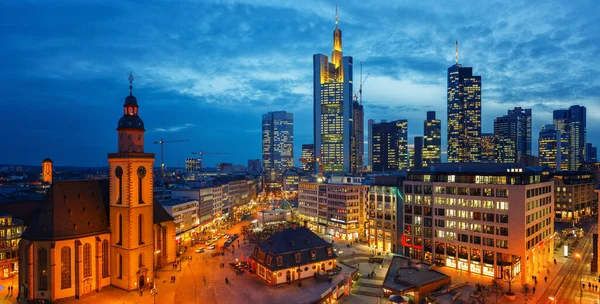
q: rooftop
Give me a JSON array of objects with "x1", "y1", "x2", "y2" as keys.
[
  {"x1": 160, "y1": 198, "x2": 197, "y2": 207},
  {"x1": 383, "y1": 256, "x2": 450, "y2": 294},
  {"x1": 410, "y1": 163, "x2": 546, "y2": 174}
]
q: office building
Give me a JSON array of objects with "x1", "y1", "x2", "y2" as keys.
[
  {"x1": 366, "y1": 185, "x2": 400, "y2": 253},
  {"x1": 371, "y1": 120, "x2": 408, "y2": 172},
  {"x1": 567, "y1": 105, "x2": 586, "y2": 170},
  {"x1": 298, "y1": 176, "x2": 367, "y2": 241},
  {"x1": 160, "y1": 198, "x2": 199, "y2": 248},
  {"x1": 186, "y1": 158, "x2": 201, "y2": 172},
  {"x1": 248, "y1": 159, "x2": 261, "y2": 172},
  {"x1": 447, "y1": 42, "x2": 482, "y2": 163},
  {"x1": 313, "y1": 10, "x2": 353, "y2": 174},
  {"x1": 586, "y1": 143, "x2": 597, "y2": 163},
  {"x1": 301, "y1": 144, "x2": 315, "y2": 173},
  {"x1": 480, "y1": 133, "x2": 495, "y2": 163},
  {"x1": 402, "y1": 163, "x2": 553, "y2": 284},
  {"x1": 413, "y1": 137, "x2": 424, "y2": 169},
  {"x1": 553, "y1": 106, "x2": 587, "y2": 170},
  {"x1": 494, "y1": 107, "x2": 531, "y2": 164},
  {"x1": 423, "y1": 111, "x2": 441, "y2": 166},
  {"x1": 368, "y1": 119, "x2": 374, "y2": 171},
  {"x1": 0, "y1": 215, "x2": 23, "y2": 279},
  {"x1": 538, "y1": 124, "x2": 565, "y2": 170},
  {"x1": 262, "y1": 111, "x2": 294, "y2": 186},
  {"x1": 351, "y1": 100, "x2": 364, "y2": 174},
  {"x1": 553, "y1": 172, "x2": 596, "y2": 221}
]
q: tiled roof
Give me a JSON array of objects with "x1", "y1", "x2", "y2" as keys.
[
  {"x1": 21, "y1": 180, "x2": 111, "y2": 241},
  {"x1": 251, "y1": 226, "x2": 337, "y2": 271}
]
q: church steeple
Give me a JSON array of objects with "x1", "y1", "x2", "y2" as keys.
[
  {"x1": 331, "y1": 4, "x2": 343, "y2": 68},
  {"x1": 117, "y1": 72, "x2": 145, "y2": 153}
]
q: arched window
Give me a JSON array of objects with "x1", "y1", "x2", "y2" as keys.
[
  {"x1": 117, "y1": 214, "x2": 123, "y2": 245},
  {"x1": 83, "y1": 243, "x2": 92, "y2": 277},
  {"x1": 38, "y1": 248, "x2": 48, "y2": 290},
  {"x1": 118, "y1": 254, "x2": 123, "y2": 279},
  {"x1": 102, "y1": 240, "x2": 109, "y2": 278},
  {"x1": 138, "y1": 213, "x2": 144, "y2": 245},
  {"x1": 61, "y1": 247, "x2": 71, "y2": 289},
  {"x1": 138, "y1": 253, "x2": 144, "y2": 268}
]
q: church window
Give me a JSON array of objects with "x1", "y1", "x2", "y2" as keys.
[
  {"x1": 102, "y1": 240, "x2": 109, "y2": 277},
  {"x1": 137, "y1": 166, "x2": 146, "y2": 204},
  {"x1": 38, "y1": 248, "x2": 48, "y2": 290},
  {"x1": 138, "y1": 253, "x2": 144, "y2": 268},
  {"x1": 83, "y1": 243, "x2": 91, "y2": 277},
  {"x1": 138, "y1": 135, "x2": 141, "y2": 140},
  {"x1": 138, "y1": 214, "x2": 144, "y2": 245},
  {"x1": 118, "y1": 254, "x2": 123, "y2": 279},
  {"x1": 61, "y1": 247, "x2": 71, "y2": 289},
  {"x1": 117, "y1": 214, "x2": 123, "y2": 245},
  {"x1": 115, "y1": 166, "x2": 123, "y2": 204}
]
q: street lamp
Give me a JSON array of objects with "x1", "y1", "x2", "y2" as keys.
[
  {"x1": 150, "y1": 283, "x2": 158, "y2": 304},
  {"x1": 575, "y1": 252, "x2": 582, "y2": 304},
  {"x1": 154, "y1": 250, "x2": 161, "y2": 278}
]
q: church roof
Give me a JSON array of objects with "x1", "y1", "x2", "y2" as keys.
[
  {"x1": 21, "y1": 180, "x2": 111, "y2": 241},
  {"x1": 20, "y1": 179, "x2": 175, "y2": 241},
  {"x1": 251, "y1": 226, "x2": 337, "y2": 271}
]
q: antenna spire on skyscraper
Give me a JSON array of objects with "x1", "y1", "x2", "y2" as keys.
[
  {"x1": 455, "y1": 41, "x2": 459, "y2": 65},
  {"x1": 335, "y1": 4, "x2": 338, "y2": 29}
]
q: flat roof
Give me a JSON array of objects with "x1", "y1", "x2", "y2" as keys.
[
  {"x1": 160, "y1": 199, "x2": 197, "y2": 207},
  {"x1": 383, "y1": 256, "x2": 449, "y2": 293},
  {"x1": 409, "y1": 163, "x2": 546, "y2": 174}
]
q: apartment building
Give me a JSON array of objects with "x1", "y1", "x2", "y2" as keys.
[
  {"x1": 553, "y1": 171, "x2": 596, "y2": 221},
  {"x1": 402, "y1": 164, "x2": 553, "y2": 284},
  {"x1": 298, "y1": 176, "x2": 368, "y2": 241}
]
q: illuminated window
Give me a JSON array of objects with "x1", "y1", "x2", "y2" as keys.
[
  {"x1": 102, "y1": 240, "x2": 109, "y2": 277},
  {"x1": 83, "y1": 243, "x2": 91, "y2": 277},
  {"x1": 61, "y1": 247, "x2": 71, "y2": 289}
]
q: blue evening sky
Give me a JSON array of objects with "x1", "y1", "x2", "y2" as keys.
[{"x1": 1, "y1": 0, "x2": 599, "y2": 167}]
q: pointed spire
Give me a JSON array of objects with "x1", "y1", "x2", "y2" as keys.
[
  {"x1": 128, "y1": 71, "x2": 134, "y2": 96},
  {"x1": 335, "y1": 4, "x2": 338, "y2": 29},
  {"x1": 455, "y1": 41, "x2": 459, "y2": 65}
]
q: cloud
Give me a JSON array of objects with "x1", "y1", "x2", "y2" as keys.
[{"x1": 154, "y1": 123, "x2": 194, "y2": 133}]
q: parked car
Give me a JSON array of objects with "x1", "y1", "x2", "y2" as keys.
[
  {"x1": 195, "y1": 248, "x2": 205, "y2": 253},
  {"x1": 207, "y1": 245, "x2": 216, "y2": 250}
]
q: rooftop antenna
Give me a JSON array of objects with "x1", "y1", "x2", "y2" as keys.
[
  {"x1": 455, "y1": 41, "x2": 459, "y2": 65},
  {"x1": 335, "y1": 4, "x2": 338, "y2": 29}
]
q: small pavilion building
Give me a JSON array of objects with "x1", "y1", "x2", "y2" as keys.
[{"x1": 250, "y1": 222, "x2": 337, "y2": 285}]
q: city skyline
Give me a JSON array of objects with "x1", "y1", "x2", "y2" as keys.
[{"x1": 1, "y1": 1, "x2": 599, "y2": 167}]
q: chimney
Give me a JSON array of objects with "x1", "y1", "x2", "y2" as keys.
[
  {"x1": 278, "y1": 224, "x2": 284, "y2": 232},
  {"x1": 303, "y1": 220, "x2": 308, "y2": 228},
  {"x1": 291, "y1": 223, "x2": 297, "y2": 230}
]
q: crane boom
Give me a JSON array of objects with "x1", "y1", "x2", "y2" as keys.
[
  {"x1": 153, "y1": 138, "x2": 189, "y2": 178},
  {"x1": 359, "y1": 61, "x2": 370, "y2": 104}
]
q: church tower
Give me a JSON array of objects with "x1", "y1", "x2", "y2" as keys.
[
  {"x1": 108, "y1": 73, "x2": 155, "y2": 291},
  {"x1": 42, "y1": 158, "x2": 53, "y2": 183}
]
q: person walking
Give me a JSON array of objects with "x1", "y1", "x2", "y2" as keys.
[
  {"x1": 532, "y1": 286, "x2": 536, "y2": 294},
  {"x1": 544, "y1": 276, "x2": 547, "y2": 283},
  {"x1": 225, "y1": 277, "x2": 229, "y2": 284}
]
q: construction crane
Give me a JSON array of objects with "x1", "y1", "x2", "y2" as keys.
[
  {"x1": 153, "y1": 138, "x2": 189, "y2": 177},
  {"x1": 357, "y1": 61, "x2": 370, "y2": 104},
  {"x1": 191, "y1": 150, "x2": 230, "y2": 172}
]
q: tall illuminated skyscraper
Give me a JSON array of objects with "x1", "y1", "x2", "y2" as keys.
[
  {"x1": 367, "y1": 119, "x2": 374, "y2": 171},
  {"x1": 567, "y1": 105, "x2": 586, "y2": 170},
  {"x1": 371, "y1": 120, "x2": 408, "y2": 172},
  {"x1": 538, "y1": 124, "x2": 564, "y2": 170},
  {"x1": 262, "y1": 111, "x2": 294, "y2": 187},
  {"x1": 493, "y1": 107, "x2": 531, "y2": 164},
  {"x1": 553, "y1": 106, "x2": 587, "y2": 170},
  {"x1": 351, "y1": 99, "x2": 364, "y2": 174},
  {"x1": 313, "y1": 7, "x2": 353, "y2": 174},
  {"x1": 301, "y1": 144, "x2": 315, "y2": 173},
  {"x1": 586, "y1": 143, "x2": 597, "y2": 163},
  {"x1": 423, "y1": 111, "x2": 441, "y2": 166},
  {"x1": 447, "y1": 42, "x2": 481, "y2": 163}
]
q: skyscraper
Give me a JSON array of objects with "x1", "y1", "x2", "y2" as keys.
[
  {"x1": 371, "y1": 120, "x2": 408, "y2": 172},
  {"x1": 351, "y1": 99, "x2": 364, "y2": 174},
  {"x1": 493, "y1": 107, "x2": 532, "y2": 164},
  {"x1": 480, "y1": 133, "x2": 495, "y2": 163},
  {"x1": 423, "y1": 111, "x2": 441, "y2": 166},
  {"x1": 567, "y1": 105, "x2": 586, "y2": 170},
  {"x1": 367, "y1": 119, "x2": 374, "y2": 171},
  {"x1": 413, "y1": 136, "x2": 423, "y2": 169},
  {"x1": 447, "y1": 42, "x2": 481, "y2": 163},
  {"x1": 314, "y1": 7, "x2": 353, "y2": 174},
  {"x1": 552, "y1": 110, "x2": 569, "y2": 170},
  {"x1": 301, "y1": 144, "x2": 315, "y2": 173},
  {"x1": 185, "y1": 158, "x2": 201, "y2": 172},
  {"x1": 586, "y1": 143, "x2": 597, "y2": 163},
  {"x1": 262, "y1": 111, "x2": 294, "y2": 186},
  {"x1": 553, "y1": 106, "x2": 587, "y2": 170},
  {"x1": 538, "y1": 124, "x2": 564, "y2": 170}
]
